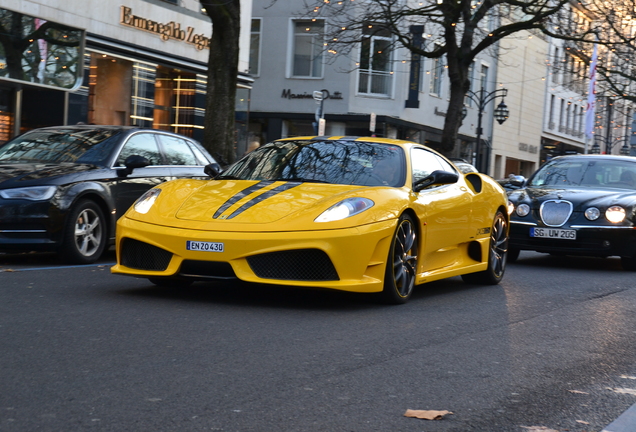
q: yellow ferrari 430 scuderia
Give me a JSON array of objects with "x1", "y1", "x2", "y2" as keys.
[{"x1": 111, "y1": 136, "x2": 510, "y2": 304}]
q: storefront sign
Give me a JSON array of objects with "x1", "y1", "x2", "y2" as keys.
[
  {"x1": 281, "y1": 89, "x2": 343, "y2": 100},
  {"x1": 120, "y1": 6, "x2": 210, "y2": 50}
]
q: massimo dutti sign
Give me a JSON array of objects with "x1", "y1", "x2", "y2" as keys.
[{"x1": 120, "y1": 6, "x2": 210, "y2": 50}]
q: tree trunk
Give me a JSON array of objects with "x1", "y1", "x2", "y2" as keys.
[{"x1": 200, "y1": 0, "x2": 241, "y2": 166}]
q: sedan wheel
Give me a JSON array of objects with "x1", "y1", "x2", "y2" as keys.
[
  {"x1": 462, "y1": 210, "x2": 508, "y2": 285},
  {"x1": 381, "y1": 214, "x2": 418, "y2": 304},
  {"x1": 61, "y1": 200, "x2": 107, "y2": 264}
]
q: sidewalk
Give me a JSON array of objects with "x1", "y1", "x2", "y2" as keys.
[{"x1": 602, "y1": 402, "x2": 636, "y2": 432}]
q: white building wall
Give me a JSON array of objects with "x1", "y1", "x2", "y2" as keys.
[{"x1": 491, "y1": 31, "x2": 548, "y2": 179}]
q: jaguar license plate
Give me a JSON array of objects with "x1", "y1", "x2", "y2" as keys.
[
  {"x1": 186, "y1": 240, "x2": 224, "y2": 252},
  {"x1": 530, "y1": 227, "x2": 576, "y2": 240}
]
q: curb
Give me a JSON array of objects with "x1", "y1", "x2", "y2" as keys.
[{"x1": 601, "y1": 402, "x2": 636, "y2": 432}]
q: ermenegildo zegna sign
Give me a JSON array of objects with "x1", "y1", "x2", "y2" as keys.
[{"x1": 119, "y1": 6, "x2": 211, "y2": 50}]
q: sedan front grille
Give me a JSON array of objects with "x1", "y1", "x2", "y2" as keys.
[
  {"x1": 247, "y1": 249, "x2": 339, "y2": 281},
  {"x1": 121, "y1": 238, "x2": 172, "y2": 271},
  {"x1": 540, "y1": 200, "x2": 573, "y2": 227}
]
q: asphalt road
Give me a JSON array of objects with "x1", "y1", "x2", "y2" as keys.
[{"x1": 1, "y1": 250, "x2": 636, "y2": 431}]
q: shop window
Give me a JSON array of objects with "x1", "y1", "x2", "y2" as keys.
[
  {"x1": 0, "y1": 8, "x2": 84, "y2": 91},
  {"x1": 292, "y1": 20, "x2": 324, "y2": 78},
  {"x1": 358, "y1": 25, "x2": 393, "y2": 96}
]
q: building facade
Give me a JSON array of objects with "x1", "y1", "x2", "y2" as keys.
[
  {"x1": 248, "y1": 0, "x2": 500, "y2": 163},
  {"x1": 0, "y1": 0, "x2": 253, "y2": 151}
]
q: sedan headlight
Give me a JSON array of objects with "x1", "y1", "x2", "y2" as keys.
[
  {"x1": 134, "y1": 188, "x2": 161, "y2": 214},
  {"x1": 315, "y1": 197, "x2": 374, "y2": 223},
  {"x1": 606, "y1": 205, "x2": 626, "y2": 223},
  {"x1": 584, "y1": 207, "x2": 600, "y2": 221},
  {"x1": 515, "y1": 203, "x2": 530, "y2": 217},
  {"x1": 0, "y1": 185, "x2": 57, "y2": 201}
]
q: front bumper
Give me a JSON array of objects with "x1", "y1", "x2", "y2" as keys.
[
  {"x1": 0, "y1": 199, "x2": 64, "y2": 252},
  {"x1": 509, "y1": 221, "x2": 636, "y2": 258},
  {"x1": 111, "y1": 216, "x2": 398, "y2": 293}
]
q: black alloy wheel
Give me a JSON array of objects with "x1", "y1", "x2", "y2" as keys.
[
  {"x1": 462, "y1": 210, "x2": 508, "y2": 285},
  {"x1": 381, "y1": 214, "x2": 418, "y2": 304}
]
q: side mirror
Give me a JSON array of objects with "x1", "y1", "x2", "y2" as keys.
[
  {"x1": 204, "y1": 163, "x2": 223, "y2": 178},
  {"x1": 414, "y1": 170, "x2": 459, "y2": 192},
  {"x1": 117, "y1": 155, "x2": 151, "y2": 177}
]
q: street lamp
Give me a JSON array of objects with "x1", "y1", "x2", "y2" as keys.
[{"x1": 464, "y1": 88, "x2": 509, "y2": 173}]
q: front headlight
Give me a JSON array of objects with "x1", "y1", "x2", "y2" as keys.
[
  {"x1": 606, "y1": 205, "x2": 626, "y2": 223},
  {"x1": 0, "y1": 185, "x2": 57, "y2": 201},
  {"x1": 134, "y1": 188, "x2": 161, "y2": 214},
  {"x1": 516, "y1": 203, "x2": 530, "y2": 217},
  {"x1": 315, "y1": 197, "x2": 374, "y2": 223},
  {"x1": 584, "y1": 207, "x2": 600, "y2": 221},
  {"x1": 507, "y1": 201, "x2": 515, "y2": 215}
]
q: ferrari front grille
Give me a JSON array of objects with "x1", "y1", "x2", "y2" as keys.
[
  {"x1": 540, "y1": 200, "x2": 573, "y2": 227},
  {"x1": 121, "y1": 238, "x2": 172, "y2": 271},
  {"x1": 247, "y1": 249, "x2": 340, "y2": 281}
]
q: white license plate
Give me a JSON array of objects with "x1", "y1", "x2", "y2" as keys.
[
  {"x1": 186, "y1": 240, "x2": 224, "y2": 252},
  {"x1": 530, "y1": 227, "x2": 576, "y2": 240}
]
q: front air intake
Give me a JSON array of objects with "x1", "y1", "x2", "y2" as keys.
[
  {"x1": 247, "y1": 249, "x2": 339, "y2": 281},
  {"x1": 121, "y1": 238, "x2": 172, "y2": 271}
]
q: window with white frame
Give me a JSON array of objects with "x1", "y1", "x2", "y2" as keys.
[
  {"x1": 464, "y1": 62, "x2": 475, "y2": 106},
  {"x1": 429, "y1": 46, "x2": 443, "y2": 96},
  {"x1": 479, "y1": 64, "x2": 489, "y2": 90},
  {"x1": 292, "y1": 19, "x2": 325, "y2": 78},
  {"x1": 249, "y1": 19, "x2": 261, "y2": 76},
  {"x1": 358, "y1": 25, "x2": 393, "y2": 96}
]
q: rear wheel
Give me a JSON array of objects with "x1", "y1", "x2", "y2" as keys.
[
  {"x1": 61, "y1": 200, "x2": 107, "y2": 264},
  {"x1": 462, "y1": 210, "x2": 508, "y2": 285},
  {"x1": 380, "y1": 214, "x2": 418, "y2": 305}
]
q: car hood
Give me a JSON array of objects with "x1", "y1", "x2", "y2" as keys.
[
  {"x1": 130, "y1": 179, "x2": 405, "y2": 231},
  {"x1": 509, "y1": 186, "x2": 636, "y2": 210},
  {"x1": 0, "y1": 162, "x2": 101, "y2": 187}
]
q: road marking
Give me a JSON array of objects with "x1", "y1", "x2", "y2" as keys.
[{"x1": 0, "y1": 263, "x2": 115, "y2": 272}]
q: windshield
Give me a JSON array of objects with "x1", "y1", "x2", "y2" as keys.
[
  {"x1": 0, "y1": 128, "x2": 122, "y2": 165},
  {"x1": 529, "y1": 157, "x2": 636, "y2": 189},
  {"x1": 221, "y1": 140, "x2": 406, "y2": 187}
]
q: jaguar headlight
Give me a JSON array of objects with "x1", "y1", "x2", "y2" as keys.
[
  {"x1": 584, "y1": 207, "x2": 600, "y2": 221},
  {"x1": 134, "y1": 188, "x2": 161, "y2": 214},
  {"x1": 315, "y1": 197, "x2": 374, "y2": 223},
  {"x1": 516, "y1": 203, "x2": 530, "y2": 217},
  {"x1": 0, "y1": 185, "x2": 57, "y2": 201},
  {"x1": 606, "y1": 205, "x2": 626, "y2": 223}
]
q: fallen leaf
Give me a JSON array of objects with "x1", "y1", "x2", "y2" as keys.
[
  {"x1": 576, "y1": 420, "x2": 590, "y2": 425},
  {"x1": 568, "y1": 390, "x2": 589, "y2": 394},
  {"x1": 404, "y1": 409, "x2": 453, "y2": 420}
]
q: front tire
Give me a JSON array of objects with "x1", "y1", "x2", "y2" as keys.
[
  {"x1": 462, "y1": 210, "x2": 508, "y2": 285},
  {"x1": 61, "y1": 200, "x2": 107, "y2": 264},
  {"x1": 380, "y1": 214, "x2": 418, "y2": 305}
]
